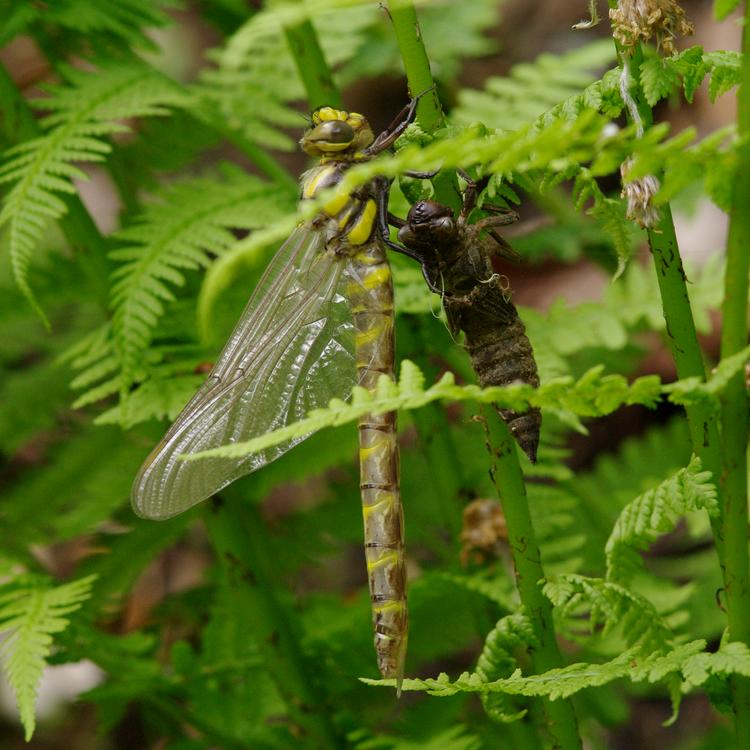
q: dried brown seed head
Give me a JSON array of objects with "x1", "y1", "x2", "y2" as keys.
[
  {"x1": 621, "y1": 157, "x2": 661, "y2": 229},
  {"x1": 610, "y1": 0, "x2": 694, "y2": 55}
]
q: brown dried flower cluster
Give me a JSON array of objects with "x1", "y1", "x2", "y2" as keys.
[
  {"x1": 621, "y1": 157, "x2": 662, "y2": 229},
  {"x1": 610, "y1": 0, "x2": 694, "y2": 55},
  {"x1": 460, "y1": 498, "x2": 508, "y2": 565}
]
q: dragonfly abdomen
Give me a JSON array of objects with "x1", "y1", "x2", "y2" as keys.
[
  {"x1": 445, "y1": 276, "x2": 541, "y2": 463},
  {"x1": 348, "y1": 244, "x2": 408, "y2": 689}
]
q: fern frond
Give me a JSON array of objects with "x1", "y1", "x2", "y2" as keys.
[
  {"x1": 185, "y1": 360, "x2": 664, "y2": 462},
  {"x1": 519, "y1": 253, "x2": 725, "y2": 380},
  {"x1": 664, "y1": 344, "x2": 750, "y2": 407},
  {"x1": 109, "y1": 168, "x2": 289, "y2": 387},
  {"x1": 4, "y1": 425, "x2": 146, "y2": 544},
  {"x1": 454, "y1": 39, "x2": 617, "y2": 130},
  {"x1": 0, "y1": 0, "x2": 172, "y2": 49},
  {"x1": 197, "y1": 2, "x2": 377, "y2": 150},
  {"x1": 640, "y1": 46, "x2": 743, "y2": 106},
  {"x1": 605, "y1": 457, "x2": 718, "y2": 583},
  {"x1": 475, "y1": 613, "x2": 535, "y2": 722},
  {"x1": 365, "y1": 640, "x2": 706, "y2": 704},
  {"x1": 544, "y1": 574, "x2": 675, "y2": 652},
  {"x1": 95, "y1": 372, "x2": 205, "y2": 428},
  {"x1": 0, "y1": 574, "x2": 96, "y2": 740},
  {"x1": 433, "y1": 571, "x2": 516, "y2": 611},
  {"x1": 0, "y1": 64, "x2": 186, "y2": 319}
]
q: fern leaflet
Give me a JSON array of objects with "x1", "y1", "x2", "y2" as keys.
[
  {"x1": 454, "y1": 39, "x2": 616, "y2": 130},
  {"x1": 543, "y1": 574, "x2": 675, "y2": 653},
  {"x1": 186, "y1": 346, "x2": 750, "y2": 463},
  {"x1": 0, "y1": 0, "x2": 173, "y2": 49},
  {"x1": 184, "y1": 359, "x2": 664, "y2": 461},
  {"x1": 475, "y1": 612, "x2": 535, "y2": 722},
  {"x1": 605, "y1": 456, "x2": 719, "y2": 583},
  {"x1": 197, "y1": 2, "x2": 377, "y2": 150},
  {"x1": 109, "y1": 168, "x2": 290, "y2": 388},
  {"x1": 0, "y1": 63, "x2": 186, "y2": 320},
  {"x1": 0, "y1": 574, "x2": 96, "y2": 740},
  {"x1": 364, "y1": 640, "x2": 705, "y2": 702}
]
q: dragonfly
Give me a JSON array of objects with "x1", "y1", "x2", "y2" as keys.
[
  {"x1": 389, "y1": 178, "x2": 541, "y2": 462},
  {"x1": 132, "y1": 98, "x2": 424, "y2": 688}
]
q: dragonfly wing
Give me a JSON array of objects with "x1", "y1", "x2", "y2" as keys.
[{"x1": 132, "y1": 224, "x2": 356, "y2": 520}]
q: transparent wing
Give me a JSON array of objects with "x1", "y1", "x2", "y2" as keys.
[{"x1": 132, "y1": 224, "x2": 356, "y2": 520}]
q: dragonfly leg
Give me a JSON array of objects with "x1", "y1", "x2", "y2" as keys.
[
  {"x1": 387, "y1": 211, "x2": 406, "y2": 229},
  {"x1": 381, "y1": 229, "x2": 427, "y2": 267},
  {"x1": 373, "y1": 178, "x2": 421, "y2": 261},
  {"x1": 403, "y1": 169, "x2": 439, "y2": 180},
  {"x1": 486, "y1": 229, "x2": 522, "y2": 263},
  {"x1": 367, "y1": 86, "x2": 435, "y2": 154},
  {"x1": 458, "y1": 171, "x2": 491, "y2": 220},
  {"x1": 474, "y1": 212, "x2": 520, "y2": 230}
]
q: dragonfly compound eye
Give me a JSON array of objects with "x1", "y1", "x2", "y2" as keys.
[{"x1": 301, "y1": 120, "x2": 356, "y2": 155}]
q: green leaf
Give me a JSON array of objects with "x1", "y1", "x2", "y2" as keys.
[
  {"x1": 665, "y1": 345, "x2": 750, "y2": 408},
  {"x1": 0, "y1": 0, "x2": 172, "y2": 49},
  {"x1": 0, "y1": 574, "x2": 96, "y2": 740}
]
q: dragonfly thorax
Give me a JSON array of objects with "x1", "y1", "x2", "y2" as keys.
[{"x1": 301, "y1": 163, "x2": 379, "y2": 250}]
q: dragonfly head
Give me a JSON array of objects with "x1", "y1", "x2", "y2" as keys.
[
  {"x1": 301, "y1": 107, "x2": 374, "y2": 157},
  {"x1": 398, "y1": 200, "x2": 456, "y2": 256}
]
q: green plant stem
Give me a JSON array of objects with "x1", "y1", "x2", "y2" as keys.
[
  {"x1": 607, "y1": 17, "x2": 750, "y2": 741},
  {"x1": 646, "y1": 204, "x2": 724, "y2": 511},
  {"x1": 605, "y1": 0, "x2": 723, "y2": 490},
  {"x1": 719, "y1": 0, "x2": 750, "y2": 737},
  {"x1": 386, "y1": 0, "x2": 461, "y2": 212},
  {"x1": 283, "y1": 19, "x2": 341, "y2": 109},
  {"x1": 0, "y1": 61, "x2": 111, "y2": 308},
  {"x1": 203, "y1": 489, "x2": 345, "y2": 750},
  {"x1": 481, "y1": 409, "x2": 581, "y2": 750},
  {"x1": 391, "y1": 5, "x2": 578, "y2": 743}
]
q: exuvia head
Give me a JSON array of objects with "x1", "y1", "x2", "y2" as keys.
[
  {"x1": 301, "y1": 107, "x2": 375, "y2": 157},
  {"x1": 398, "y1": 200, "x2": 457, "y2": 252}
]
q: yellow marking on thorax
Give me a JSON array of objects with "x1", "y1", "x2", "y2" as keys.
[
  {"x1": 353, "y1": 251, "x2": 382, "y2": 266},
  {"x1": 373, "y1": 600, "x2": 406, "y2": 615},
  {"x1": 337, "y1": 203, "x2": 356, "y2": 229},
  {"x1": 323, "y1": 192, "x2": 351, "y2": 217},
  {"x1": 346, "y1": 198, "x2": 377, "y2": 245},
  {"x1": 301, "y1": 165, "x2": 336, "y2": 199}
]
